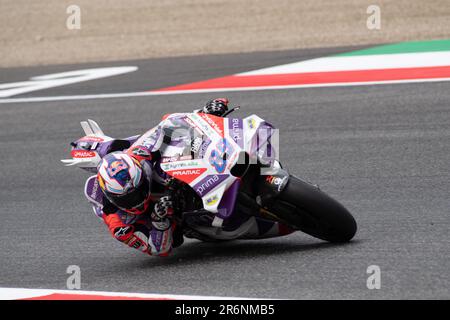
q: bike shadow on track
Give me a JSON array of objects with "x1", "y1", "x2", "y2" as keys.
[{"x1": 133, "y1": 238, "x2": 361, "y2": 269}]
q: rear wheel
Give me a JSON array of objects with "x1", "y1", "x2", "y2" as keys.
[{"x1": 266, "y1": 176, "x2": 357, "y2": 242}]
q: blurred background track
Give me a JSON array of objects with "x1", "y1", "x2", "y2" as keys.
[
  {"x1": 1, "y1": 0, "x2": 450, "y2": 67},
  {"x1": 0, "y1": 46, "x2": 449, "y2": 299},
  {"x1": 0, "y1": 0, "x2": 449, "y2": 299}
]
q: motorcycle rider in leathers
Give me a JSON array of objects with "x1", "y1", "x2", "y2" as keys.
[
  {"x1": 96, "y1": 98, "x2": 294, "y2": 257},
  {"x1": 96, "y1": 99, "x2": 231, "y2": 256}
]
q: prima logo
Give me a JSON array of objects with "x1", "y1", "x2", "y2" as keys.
[
  {"x1": 230, "y1": 118, "x2": 243, "y2": 147},
  {"x1": 196, "y1": 175, "x2": 220, "y2": 195}
]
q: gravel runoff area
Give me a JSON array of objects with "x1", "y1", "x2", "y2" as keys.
[{"x1": 1, "y1": 0, "x2": 450, "y2": 67}]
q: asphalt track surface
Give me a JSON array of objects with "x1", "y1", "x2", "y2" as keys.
[{"x1": 0, "y1": 46, "x2": 449, "y2": 299}]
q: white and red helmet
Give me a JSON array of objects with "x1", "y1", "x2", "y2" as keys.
[{"x1": 97, "y1": 152, "x2": 152, "y2": 214}]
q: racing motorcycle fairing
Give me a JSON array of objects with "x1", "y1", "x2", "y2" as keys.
[
  {"x1": 61, "y1": 119, "x2": 140, "y2": 173},
  {"x1": 62, "y1": 112, "x2": 280, "y2": 228},
  {"x1": 63, "y1": 110, "x2": 357, "y2": 244},
  {"x1": 151, "y1": 112, "x2": 279, "y2": 227},
  {"x1": 84, "y1": 175, "x2": 104, "y2": 219}
]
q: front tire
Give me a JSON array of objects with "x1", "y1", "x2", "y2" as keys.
[{"x1": 267, "y1": 176, "x2": 357, "y2": 242}]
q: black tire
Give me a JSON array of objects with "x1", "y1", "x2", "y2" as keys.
[{"x1": 267, "y1": 176, "x2": 357, "y2": 242}]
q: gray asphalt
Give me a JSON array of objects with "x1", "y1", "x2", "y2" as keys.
[
  {"x1": 0, "y1": 45, "x2": 369, "y2": 97},
  {"x1": 0, "y1": 48, "x2": 449, "y2": 299}
]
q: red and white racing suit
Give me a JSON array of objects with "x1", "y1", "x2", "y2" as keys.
[
  {"x1": 94, "y1": 107, "x2": 294, "y2": 256},
  {"x1": 96, "y1": 100, "x2": 230, "y2": 256},
  {"x1": 99, "y1": 117, "x2": 179, "y2": 256}
]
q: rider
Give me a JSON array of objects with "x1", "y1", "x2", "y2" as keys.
[{"x1": 96, "y1": 98, "x2": 230, "y2": 256}]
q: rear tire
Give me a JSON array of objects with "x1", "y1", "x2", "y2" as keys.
[{"x1": 267, "y1": 176, "x2": 357, "y2": 242}]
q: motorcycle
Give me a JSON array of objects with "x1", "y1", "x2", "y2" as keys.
[{"x1": 62, "y1": 107, "x2": 357, "y2": 244}]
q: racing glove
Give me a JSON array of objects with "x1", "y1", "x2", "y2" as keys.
[
  {"x1": 202, "y1": 98, "x2": 229, "y2": 117},
  {"x1": 104, "y1": 214, "x2": 150, "y2": 253},
  {"x1": 151, "y1": 196, "x2": 174, "y2": 231}
]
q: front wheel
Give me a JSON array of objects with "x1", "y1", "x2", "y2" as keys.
[{"x1": 266, "y1": 176, "x2": 357, "y2": 242}]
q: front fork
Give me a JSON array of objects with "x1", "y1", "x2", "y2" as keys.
[
  {"x1": 255, "y1": 160, "x2": 290, "y2": 207},
  {"x1": 236, "y1": 160, "x2": 290, "y2": 222}
]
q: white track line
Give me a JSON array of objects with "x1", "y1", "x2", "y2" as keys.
[
  {"x1": 0, "y1": 67, "x2": 138, "y2": 99},
  {"x1": 0, "y1": 287, "x2": 253, "y2": 300},
  {"x1": 239, "y1": 51, "x2": 450, "y2": 75},
  {"x1": 1, "y1": 77, "x2": 450, "y2": 104}
]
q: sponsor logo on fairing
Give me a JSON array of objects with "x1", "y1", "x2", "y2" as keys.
[
  {"x1": 183, "y1": 116, "x2": 205, "y2": 136},
  {"x1": 229, "y1": 118, "x2": 244, "y2": 148},
  {"x1": 180, "y1": 155, "x2": 193, "y2": 160},
  {"x1": 161, "y1": 155, "x2": 193, "y2": 163},
  {"x1": 71, "y1": 150, "x2": 96, "y2": 158},
  {"x1": 199, "y1": 113, "x2": 224, "y2": 136},
  {"x1": 199, "y1": 138, "x2": 212, "y2": 158},
  {"x1": 161, "y1": 155, "x2": 180, "y2": 163},
  {"x1": 189, "y1": 113, "x2": 216, "y2": 138},
  {"x1": 160, "y1": 160, "x2": 201, "y2": 171},
  {"x1": 166, "y1": 167, "x2": 207, "y2": 184},
  {"x1": 191, "y1": 137, "x2": 203, "y2": 153},
  {"x1": 266, "y1": 175, "x2": 288, "y2": 191},
  {"x1": 89, "y1": 179, "x2": 100, "y2": 200},
  {"x1": 131, "y1": 146, "x2": 151, "y2": 158},
  {"x1": 205, "y1": 195, "x2": 219, "y2": 205},
  {"x1": 184, "y1": 117, "x2": 198, "y2": 130},
  {"x1": 193, "y1": 174, "x2": 229, "y2": 196},
  {"x1": 247, "y1": 118, "x2": 256, "y2": 129},
  {"x1": 171, "y1": 169, "x2": 202, "y2": 176},
  {"x1": 78, "y1": 136, "x2": 104, "y2": 143}
]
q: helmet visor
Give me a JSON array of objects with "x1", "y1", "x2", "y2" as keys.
[{"x1": 107, "y1": 176, "x2": 150, "y2": 211}]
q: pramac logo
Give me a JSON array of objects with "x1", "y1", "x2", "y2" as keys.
[
  {"x1": 171, "y1": 169, "x2": 203, "y2": 176},
  {"x1": 71, "y1": 150, "x2": 96, "y2": 158},
  {"x1": 166, "y1": 167, "x2": 207, "y2": 184}
]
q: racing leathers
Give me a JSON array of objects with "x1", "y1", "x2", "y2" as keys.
[{"x1": 98, "y1": 98, "x2": 230, "y2": 256}]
